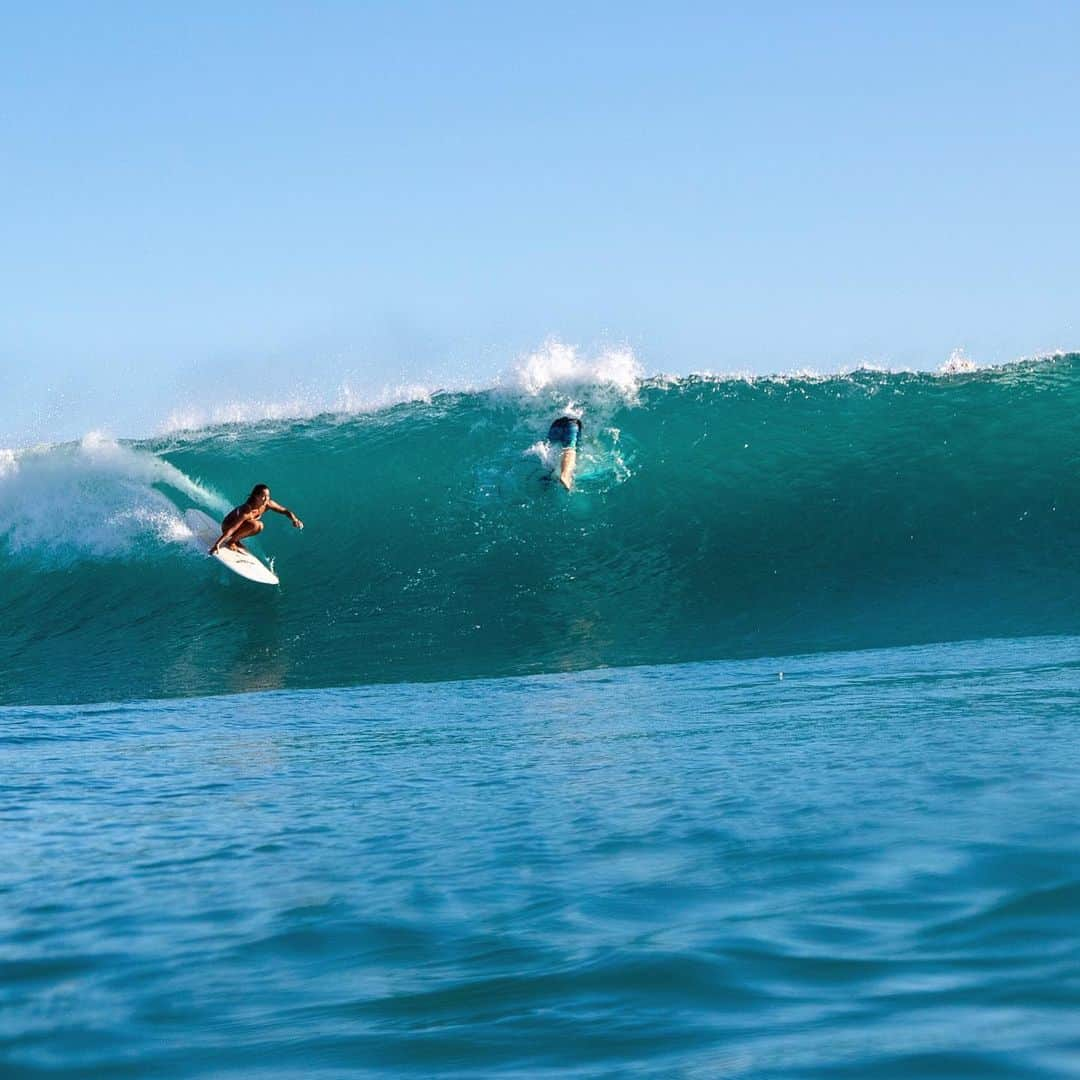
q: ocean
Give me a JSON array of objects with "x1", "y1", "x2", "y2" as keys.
[{"x1": 2, "y1": 356, "x2": 1078, "y2": 1076}]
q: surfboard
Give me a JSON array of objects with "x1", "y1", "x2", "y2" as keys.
[{"x1": 183, "y1": 508, "x2": 279, "y2": 586}]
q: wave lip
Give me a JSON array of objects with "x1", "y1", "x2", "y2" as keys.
[
  {"x1": 131, "y1": 341, "x2": 1074, "y2": 439},
  {"x1": 511, "y1": 338, "x2": 644, "y2": 398},
  {"x1": 155, "y1": 339, "x2": 646, "y2": 438}
]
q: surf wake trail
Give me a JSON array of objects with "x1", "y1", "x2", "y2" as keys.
[{"x1": 2, "y1": 351, "x2": 1078, "y2": 705}]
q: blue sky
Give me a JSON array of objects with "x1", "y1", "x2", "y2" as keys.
[{"x1": 3, "y1": 2, "x2": 1078, "y2": 443}]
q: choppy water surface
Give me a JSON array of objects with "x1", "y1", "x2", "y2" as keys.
[{"x1": 3, "y1": 635, "x2": 1079, "y2": 1078}]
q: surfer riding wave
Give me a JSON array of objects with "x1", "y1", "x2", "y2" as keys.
[{"x1": 209, "y1": 484, "x2": 303, "y2": 555}]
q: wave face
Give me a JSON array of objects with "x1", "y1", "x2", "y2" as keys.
[{"x1": 2, "y1": 355, "x2": 1078, "y2": 705}]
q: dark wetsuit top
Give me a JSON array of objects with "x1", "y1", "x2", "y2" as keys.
[{"x1": 547, "y1": 417, "x2": 582, "y2": 449}]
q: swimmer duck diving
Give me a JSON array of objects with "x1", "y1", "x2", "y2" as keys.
[{"x1": 547, "y1": 416, "x2": 582, "y2": 491}]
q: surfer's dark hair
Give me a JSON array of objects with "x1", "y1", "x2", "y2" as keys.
[{"x1": 250, "y1": 484, "x2": 270, "y2": 499}]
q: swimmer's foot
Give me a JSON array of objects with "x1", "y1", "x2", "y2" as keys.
[{"x1": 227, "y1": 541, "x2": 248, "y2": 552}]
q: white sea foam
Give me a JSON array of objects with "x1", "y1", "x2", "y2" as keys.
[
  {"x1": 42, "y1": 340, "x2": 1079, "y2": 443},
  {"x1": 333, "y1": 381, "x2": 434, "y2": 414},
  {"x1": 160, "y1": 381, "x2": 438, "y2": 435},
  {"x1": 938, "y1": 348, "x2": 978, "y2": 375},
  {"x1": 512, "y1": 339, "x2": 644, "y2": 397},
  {"x1": 935, "y1": 346, "x2": 1067, "y2": 376},
  {"x1": 156, "y1": 339, "x2": 645, "y2": 436},
  {"x1": 523, "y1": 439, "x2": 560, "y2": 470},
  {"x1": 681, "y1": 358, "x2": 922, "y2": 387},
  {"x1": 0, "y1": 432, "x2": 227, "y2": 562},
  {"x1": 498, "y1": 340, "x2": 647, "y2": 458}
]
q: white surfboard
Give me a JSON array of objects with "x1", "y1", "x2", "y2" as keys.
[{"x1": 183, "y1": 508, "x2": 280, "y2": 586}]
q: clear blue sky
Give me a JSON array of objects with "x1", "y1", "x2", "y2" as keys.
[{"x1": 2, "y1": 2, "x2": 1078, "y2": 443}]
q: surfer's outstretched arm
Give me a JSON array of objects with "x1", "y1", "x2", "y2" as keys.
[{"x1": 268, "y1": 500, "x2": 304, "y2": 529}]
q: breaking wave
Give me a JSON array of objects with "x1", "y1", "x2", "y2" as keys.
[{"x1": 2, "y1": 349, "x2": 1078, "y2": 705}]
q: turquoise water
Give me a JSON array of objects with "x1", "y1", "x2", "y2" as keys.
[
  {"x1": 3, "y1": 636, "x2": 1079, "y2": 1077},
  {"x1": 3, "y1": 357, "x2": 1079, "y2": 1076},
  {"x1": 2, "y1": 356, "x2": 1078, "y2": 705}
]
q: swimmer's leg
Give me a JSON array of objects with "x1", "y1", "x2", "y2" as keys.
[{"x1": 558, "y1": 447, "x2": 577, "y2": 491}]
